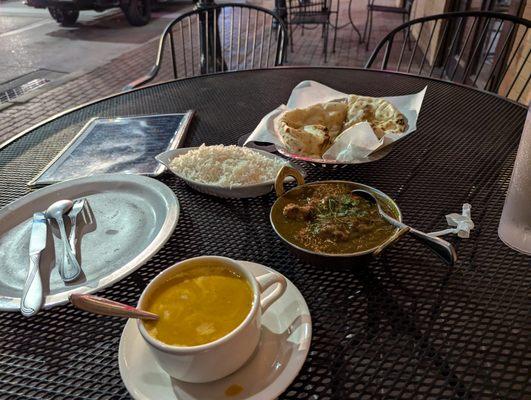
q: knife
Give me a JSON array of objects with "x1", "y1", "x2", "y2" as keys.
[{"x1": 20, "y1": 212, "x2": 47, "y2": 317}]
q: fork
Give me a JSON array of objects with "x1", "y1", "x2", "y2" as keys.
[{"x1": 62, "y1": 199, "x2": 86, "y2": 281}]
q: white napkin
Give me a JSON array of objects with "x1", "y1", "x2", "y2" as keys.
[{"x1": 244, "y1": 80, "x2": 427, "y2": 163}]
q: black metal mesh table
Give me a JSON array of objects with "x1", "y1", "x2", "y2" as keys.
[{"x1": 0, "y1": 68, "x2": 529, "y2": 400}]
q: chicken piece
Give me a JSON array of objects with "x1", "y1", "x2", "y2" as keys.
[
  {"x1": 283, "y1": 203, "x2": 314, "y2": 221},
  {"x1": 317, "y1": 223, "x2": 349, "y2": 241}
]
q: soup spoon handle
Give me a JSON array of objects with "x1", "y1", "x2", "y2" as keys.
[
  {"x1": 381, "y1": 215, "x2": 457, "y2": 265},
  {"x1": 69, "y1": 293, "x2": 159, "y2": 320},
  {"x1": 408, "y1": 228, "x2": 457, "y2": 266},
  {"x1": 352, "y1": 190, "x2": 457, "y2": 266}
]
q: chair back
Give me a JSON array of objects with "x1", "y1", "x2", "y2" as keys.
[
  {"x1": 368, "y1": 0, "x2": 413, "y2": 10},
  {"x1": 153, "y1": 4, "x2": 287, "y2": 80},
  {"x1": 286, "y1": 0, "x2": 331, "y2": 15},
  {"x1": 365, "y1": 11, "x2": 530, "y2": 102}
]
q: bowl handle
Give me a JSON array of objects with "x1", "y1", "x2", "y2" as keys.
[
  {"x1": 275, "y1": 166, "x2": 305, "y2": 197},
  {"x1": 373, "y1": 226, "x2": 410, "y2": 257}
]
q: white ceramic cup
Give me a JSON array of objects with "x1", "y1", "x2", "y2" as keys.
[{"x1": 136, "y1": 256, "x2": 287, "y2": 383}]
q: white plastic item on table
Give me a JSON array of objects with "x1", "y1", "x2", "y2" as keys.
[{"x1": 430, "y1": 204, "x2": 475, "y2": 239}]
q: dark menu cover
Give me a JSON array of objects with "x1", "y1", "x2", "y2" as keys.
[{"x1": 30, "y1": 112, "x2": 193, "y2": 186}]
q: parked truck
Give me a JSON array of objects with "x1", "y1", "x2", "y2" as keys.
[{"x1": 24, "y1": 0, "x2": 152, "y2": 26}]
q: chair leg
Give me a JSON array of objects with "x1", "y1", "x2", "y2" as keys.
[
  {"x1": 290, "y1": 22, "x2": 294, "y2": 52},
  {"x1": 302, "y1": 25, "x2": 305, "y2": 36},
  {"x1": 332, "y1": 11, "x2": 338, "y2": 52},
  {"x1": 365, "y1": 8, "x2": 373, "y2": 51},
  {"x1": 362, "y1": 6, "x2": 370, "y2": 46},
  {"x1": 327, "y1": 22, "x2": 331, "y2": 60},
  {"x1": 323, "y1": 23, "x2": 329, "y2": 63}
]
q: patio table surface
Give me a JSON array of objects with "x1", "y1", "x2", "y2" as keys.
[{"x1": 0, "y1": 67, "x2": 529, "y2": 400}]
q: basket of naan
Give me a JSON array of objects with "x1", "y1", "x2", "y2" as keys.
[{"x1": 245, "y1": 81, "x2": 426, "y2": 165}]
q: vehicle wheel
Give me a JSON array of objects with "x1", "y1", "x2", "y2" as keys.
[
  {"x1": 122, "y1": 0, "x2": 151, "y2": 26},
  {"x1": 48, "y1": 7, "x2": 79, "y2": 26}
]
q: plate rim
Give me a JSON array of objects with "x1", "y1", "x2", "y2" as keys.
[
  {"x1": 0, "y1": 173, "x2": 179, "y2": 311},
  {"x1": 118, "y1": 260, "x2": 312, "y2": 400}
]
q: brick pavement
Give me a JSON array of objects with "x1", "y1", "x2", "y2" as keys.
[{"x1": 0, "y1": 0, "x2": 402, "y2": 145}]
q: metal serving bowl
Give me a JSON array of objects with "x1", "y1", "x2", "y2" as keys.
[{"x1": 270, "y1": 166, "x2": 408, "y2": 267}]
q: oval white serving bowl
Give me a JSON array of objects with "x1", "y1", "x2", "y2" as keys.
[{"x1": 156, "y1": 147, "x2": 304, "y2": 198}]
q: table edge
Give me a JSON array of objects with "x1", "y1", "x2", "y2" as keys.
[{"x1": 1, "y1": 66, "x2": 526, "y2": 151}]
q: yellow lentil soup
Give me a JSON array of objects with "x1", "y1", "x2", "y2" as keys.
[{"x1": 143, "y1": 264, "x2": 253, "y2": 347}]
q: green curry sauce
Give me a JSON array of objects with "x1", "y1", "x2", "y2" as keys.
[{"x1": 272, "y1": 183, "x2": 397, "y2": 254}]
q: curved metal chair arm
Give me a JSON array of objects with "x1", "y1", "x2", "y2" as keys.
[{"x1": 122, "y1": 65, "x2": 160, "y2": 92}]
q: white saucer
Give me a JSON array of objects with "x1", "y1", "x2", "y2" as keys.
[{"x1": 118, "y1": 261, "x2": 312, "y2": 400}]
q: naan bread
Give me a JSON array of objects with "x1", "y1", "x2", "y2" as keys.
[
  {"x1": 345, "y1": 95, "x2": 407, "y2": 139},
  {"x1": 275, "y1": 95, "x2": 407, "y2": 158},
  {"x1": 276, "y1": 102, "x2": 347, "y2": 156}
]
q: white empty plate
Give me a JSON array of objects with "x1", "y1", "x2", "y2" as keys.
[
  {"x1": 119, "y1": 261, "x2": 312, "y2": 400},
  {"x1": 0, "y1": 174, "x2": 179, "y2": 311}
]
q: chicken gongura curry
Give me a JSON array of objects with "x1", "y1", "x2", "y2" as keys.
[{"x1": 272, "y1": 183, "x2": 397, "y2": 254}]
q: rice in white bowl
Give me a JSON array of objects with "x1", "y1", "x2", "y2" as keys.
[{"x1": 169, "y1": 145, "x2": 287, "y2": 187}]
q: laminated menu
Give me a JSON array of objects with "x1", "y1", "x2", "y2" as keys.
[{"x1": 29, "y1": 112, "x2": 194, "y2": 186}]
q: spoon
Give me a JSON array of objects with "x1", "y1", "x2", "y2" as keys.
[
  {"x1": 351, "y1": 190, "x2": 458, "y2": 266},
  {"x1": 45, "y1": 199, "x2": 81, "y2": 282},
  {"x1": 69, "y1": 293, "x2": 159, "y2": 320}
]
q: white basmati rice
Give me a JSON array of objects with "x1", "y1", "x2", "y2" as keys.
[{"x1": 170, "y1": 145, "x2": 287, "y2": 187}]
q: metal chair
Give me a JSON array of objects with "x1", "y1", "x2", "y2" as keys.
[
  {"x1": 365, "y1": 11, "x2": 530, "y2": 103},
  {"x1": 285, "y1": 0, "x2": 339, "y2": 63},
  {"x1": 363, "y1": 0, "x2": 414, "y2": 51},
  {"x1": 124, "y1": 4, "x2": 288, "y2": 91}
]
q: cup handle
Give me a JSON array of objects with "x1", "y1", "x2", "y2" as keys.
[{"x1": 256, "y1": 272, "x2": 287, "y2": 312}]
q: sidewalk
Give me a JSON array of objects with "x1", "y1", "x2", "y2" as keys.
[
  {"x1": 0, "y1": 38, "x2": 162, "y2": 144},
  {"x1": 0, "y1": 0, "x2": 401, "y2": 145}
]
